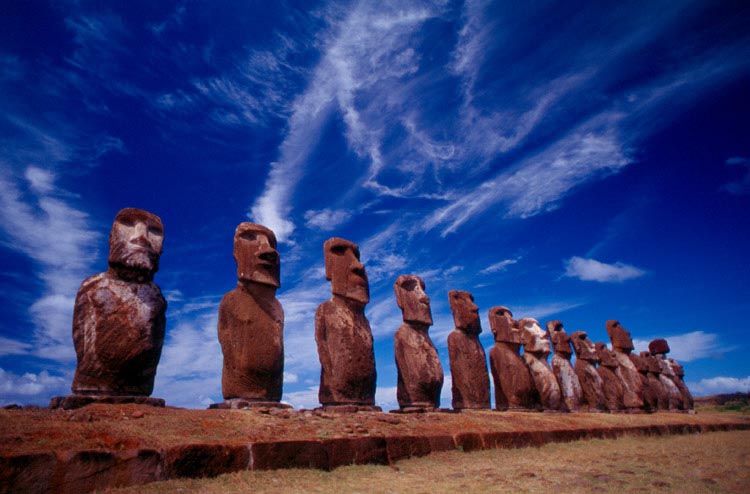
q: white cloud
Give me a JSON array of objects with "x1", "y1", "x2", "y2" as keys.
[
  {"x1": 375, "y1": 386, "x2": 398, "y2": 411},
  {"x1": 304, "y1": 208, "x2": 352, "y2": 231},
  {"x1": 0, "y1": 368, "x2": 69, "y2": 406},
  {"x1": 687, "y1": 376, "x2": 750, "y2": 396},
  {"x1": 283, "y1": 386, "x2": 320, "y2": 410},
  {"x1": 480, "y1": 258, "x2": 518, "y2": 274},
  {"x1": 510, "y1": 301, "x2": 586, "y2": 320},
  {"x1": 24, "y1": 166, "x2": 55, "y2": 194},
  {"x1": 0, "y1": 337, "x2": 32, "y2": 357},
  {"x1": 632, "y1": 331, "x2": 727, "y2": 362},
  {"x1": 564, "y1": 256, "x2": 646, "y2": 283}
]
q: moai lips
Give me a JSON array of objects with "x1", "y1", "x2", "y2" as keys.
[
  {"x1": 217, "y1": 223, "x2": 285, "y2": 406},
  {"x1": 570, "y1": 331, "x2": 605, "y2": 412},
  {"x1": 547, "y1": 320, "x2": 583, "y2": 412},
  {"x1": 315, "y1": 238, "x2": 377, "y2": 409},
  {"x1": 520, "y1": 318, "x2": 562, "y2": 411},
  {"x1": 606, "y1": 320, "x2": 645, "y2": 410},
  {"x1": 488, "y1": 306, "x2": 534, "y2": 410},
  {"x1": 58, "y1": 208, "x2": 167, "y2": 408},
  {"x1": 393, "y1": 275, "x2": 443, "y2": 411},
  {"x1": 447, "y1": 290, "x2": 490, "y2": 409}
]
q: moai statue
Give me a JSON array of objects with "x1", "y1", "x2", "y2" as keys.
[
  {"x1": 631, "y1": 352, "x2": 658, "y2": 412},
  {"x1": 315, "y1": 238, "x2": 378, "y2": 411},
  {"x1": 570, "y1": 331, "x2": 605, "y2": 412},
  {"x1": 488, "y1": 306, "x2": 534, "y2": 411},
  {"x1": 51, "y1": 208, "x2": 167, "y2": 409},
  {"x1": 447, "y1": 290, "x2": 490, "y2": 410},
  {"x1": 520, "y1": 318, "x2": 563, "y2": 411},
  {"x1": 215, "y1": 223, "x2": 287, "y2": 409},
  {"x1": 547, "y1": 320, "x2": 583, "y2": 412},
  {"x1": 595, "y1": 342, "x2": 625, "y2": 412},
  {"x1": 606, "y1": 320, "x2": 645, "y2": 411},
  {"x1": 640, "y1": 351, "x2": 667, "y2": 411},
  {"x1": 648, "y1": 339, "x2": 684, "y2": 411},
  {"x1": 393, "y1": 275, "x2": 443, "y2": 411},
  {"x1": 668, "y1": 358, "x2": 694, "y2": 411}
]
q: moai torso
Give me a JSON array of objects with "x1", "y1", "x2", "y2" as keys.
[
  {"x1": 219, "y1": 223, "x2": 284, "y2": 402},
  {"x1": 668, "y1": 358, "x2": 694, "y2": 411},
  {"x1": 393, "y1": 275, "x2": 443, "y2": 410},
  {"x1": 447, "y1": 291, "x2": 490, "y2": 409},
  {"x1": 315, "y1": 238, "x2": 376, "y2": 406},
  {"x1": 520, "y1": 318, "x2": 562, "y2": 411},
  {"x1": 548, "y1": 320, "x2": 582, "y2": 412},
  {"x1": 72, "y1": 208, "x2": 166, "y2": 396},
  {"x1": 570, "y1": 331, "x2": 605, "y2": 411},
  {"x1": 631, "y1": 352, "x2": 658, "y2": 412},
  {"x1": 607, "y1": 320, "x2": 644, "y2": 410},
  {"x1": 595, "y1": 343, "x2": 625, "y2": 411},
  {"x1": 649, "y1": 339, "x2": 685, "y2": 411},
  {"x1": 488, "y1": 306, "x2": 534, "y2": 410}
]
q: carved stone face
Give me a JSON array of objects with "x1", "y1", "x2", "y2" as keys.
[
  {"x1": 324, "y1": 237, "x2": 369, "y2": 304},
  {"x1": 648, "y1": 338, "x2": 670, "y2": 356},
  {"x1": 108, "y1": 208, "x2": 164, "y2": 276},
  {"x1": 234, "y1": 223, "x2": 280, "y2": 288},
  {"x1": 595, "y1": 342, "x2": 617, "y2": 368},
  {"x1": 669, "y1": 358, "x2": 684, "y2": 378},
  {"x1": 632, "y1": 352, "x2": 649, "y2": 373},
  {"x1": 571, "y1": 331, "x2": 598, "y2": 363},
  {"x1": 606, "y1": 320, "x2": 634, "y2": 354},
  {"x1": 642, "y1": 351, "x2": 661, "y2": 374},
  {"x1": 394, "y1": 275, "x2": 432, "y2": 326},
  {"x1": 520, "y1": 318, "x2": 550, "y2": 355},
  {"x1": 547, "y1": 320, "x2": 572, "y2": 356},
  {"x1": 448, "y1": 290, "x2": 481, "y2": 335},
  {"x1": 489, "y1": 306, "x2": 520, "y2": 343}
]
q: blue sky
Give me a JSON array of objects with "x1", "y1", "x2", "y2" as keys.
[{"x1": 1, "y1": 0, "x2": 749, "y2": 409}]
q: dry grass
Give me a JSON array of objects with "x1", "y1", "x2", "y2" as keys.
[{"x1": 102, "y1": 430, "x2": 750, "y2": 494}]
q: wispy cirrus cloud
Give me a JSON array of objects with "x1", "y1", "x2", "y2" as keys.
[
  {"x1": 480, "y1": 258, "x2": 519, "y2": 275},
  {"x1": 564, "y1": 256, "x2": 646, "y2": 283}
]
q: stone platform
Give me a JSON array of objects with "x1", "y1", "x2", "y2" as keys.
[
  {"x1": 1, "y1": 406, "x2": 748, "y2": 494},
  {"x1": 49, "y1": 395, "x2": 166, "y2": 410}
]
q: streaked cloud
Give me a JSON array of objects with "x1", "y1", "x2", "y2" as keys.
[
  {"x1": 687, "y1": 376, "x2": 750, "y2": 396},
  {"x1": 510, "y1": 301, "x2": 586, "y2": 320},
  {"x1": 632, "y1": 330, "x2": 728, "y2": 362},
  {"x1": 304, "y1": 208, "x2": 352, "y2": 231},
  {"x1": 564, "y1": 256, "x2": 646, "y2": 283},
  {"x1": 480, "y1": 258, "x2": 519, "y2": 275}
]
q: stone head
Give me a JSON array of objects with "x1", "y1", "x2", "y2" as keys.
[
  {"x1": 648, "y1": 338, "x2": 670, "y2": 356},
  {"x1": 448, "y1": 290, "x2": 481, "y2": 335},
  {"x1": 669, "y1": 358, "x2": 684, "y2": 378},
  {"x1": 108, "y1": 208, "x2": 164, "y2": 280},
  {"x1": 394, "y1": 275, "x2": 432, "y2": 326},
  {"x1": 571, "y1": 331, "x2": 598, "y2": 363},
  {"x1": 233, "y1": 223, "x2": 280, "y2": 288},
  {"x1": 595, "y1": 342, "x2": 617, "y2": 368},
  {"x1": 606, "y1": 320, "x2": 634, "y2": 354},
  {"x1": 632, "y1": 352, "x2": 649, "y2": 373},
  {"x1": 547, "y1": 320, "x2": 572, "y2": 356},
  {"x1": 324, "y1": 237, "x2": 369, "y2": 304},
  {"x1": 488, "y1": 306, "x2": 520, "y2": 344},
  {"x1": 641, "y1": 351, "x2": 661, "y2": 374},
  {"x1": 519, "y1": 318, "x2": 550, "y2": 355}
]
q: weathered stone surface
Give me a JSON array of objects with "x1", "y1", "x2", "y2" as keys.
[
  {"x1": 595, "y1": 342, "x2": 625, "y2": 411},
  {"x1": 165, "y1": 444, "x2": 249, "y2": 478},
  {"x1": 631, "y1": 352, "x2": 659, "y2": 412},
  {"x1": 447, "y1": 290, "x2": 490, "y2": 409},
  {"x1": 59, "y1": 449, "x2": 163, "y2": 494},
  {"x1": 520, "y1": 318, "x2": 562, "y2": 411},
  {"x1": 547, "y1": 320, "x2": 583, "y2": 412},
  {"x1": 648, "y1": 339, "x2": 685, "y2": 411},
  {"x1": 570, "y1": 331, "x2": 605, "y2": 412},
  {"x1": 218, "y1": 223, "x2": 284, "y2": 403},
  {"x1": 393, "y1": 275, "x2": 443, "y2": 410},
  {"x1": 0, "y1": 453, "x2": 56, "y2": 494},
  {"x1": 488, "y1": 306, "x2": 534, "y2": 411},
  {"x1": 606, "y1": 320, "x2": 645, "y2": 410},
  {"x1": 316, "y1": 238, "x2": 376, "y2": 407},
  {"x1": 67, "y1": 208, "x2": 166, "y2": 398},
  {"x1": 669, "y1": 358, "x2": 694, "y2": 411},
  {"x1": 49, "y1": 395, "x2": 165, "y2": 410}
]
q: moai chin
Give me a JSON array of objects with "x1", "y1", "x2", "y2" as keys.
[
  {"x1": 315, "y1": 238, "x2": 378, "y2": 411},
  {"x1": 648, "y1": 339, "x2": 686, "y2": 412},
  {"x1": 570, "y1": 331, "x2": 605, "y2": 412},
  {"x1": 216, "y1": 223, "x2": 287, "y2": 409},
  {"x1": 447, "y1": 290, "x2": 490, "y2": 409},
  {"x1": 393, "y1": 275, "x2": 443, "y2": 411},
  {"x1": 606, "y1": 320, "x2": 645, "y2": 411},
  {"x1": 595, "y1": 342, "x2": 625, "y2": 412},
  {"x1": 52, "y1": 208, "x2": 167, "y2": 409},
  {"x1": 488, "y1": 306, "x2": 534, "y2": 411},
  {"x1": 668, "y1": 357, "x2": 694, "y2": 411},
  {"x1": 547, "y1": 320, "x2": 583, "y2": 412},
  {"x1": 520, "y1": 318, "x2": 563, "y2": 411}
]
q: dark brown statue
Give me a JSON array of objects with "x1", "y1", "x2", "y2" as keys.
[
  {"x1": 547, "y1": 320, "x2": 583, "y2": 412},
  {"x1": 649, "y1": 339, "x2": 686, "y2": 411},
  {"x1": 52, "y1": 208, "x2": 167, "y2": 409},
  {"x1": 595, "y1": 342, "x2": 625, "y2": 412},
  {"x1": 447, "y1": 290, "x2": 490, "y2": 409},
  {"x1": 488, "y1": 306, "x2": 534, "y2": 410},
  {"x1": 669, "y1": 357, "x2": 694, "y2": 411},
  {"x1": 216, "y1": 223, "x2": 286, "y2": 408},
  {"x1": 393, "y1": 275, "x2": 443, "y2": 411},
  {"x1": 606, "y1": 320, "x2": 645, "y2": 411},
  {"x1": 520, "y1": 318, "x2": 562, "y2": 411},
  {"x1": 315, "y1": 238, "x2": 378, "y2": 410},
  {"x1": 632, "y1": 352, "x2": 659, "y2": 412},
  {"x1": 570, "y1": 331, "x2": 605, "y2": 411}
]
